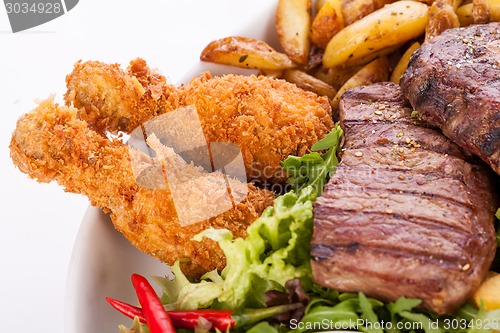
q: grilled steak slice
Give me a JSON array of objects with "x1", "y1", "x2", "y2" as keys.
[
  {"x1": 311, "y1": 82, "x2": 498, "y2": 315},
  {"x1": 400, "y1": 23, "x2": 500, "y2": 175}
]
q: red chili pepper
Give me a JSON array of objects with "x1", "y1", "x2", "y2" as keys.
[
  {"x1": 169, "y1": 309, "x2": 235, "y2": 331},
  {"x1": 109, "y1": 275, "x2": 303, "y2": 331},
  {"x1": 106, "y1": 298, "x2": 235, "y2": 330},
  {"x1": 106, "y1": 297, "x2": 235, "y2": 331},
  {"x1": 131, "y1": 274, "x2": 176, "y2": 333},
  {"x1": 105, "y1": 297, "x2": 146, "y2": 323}
]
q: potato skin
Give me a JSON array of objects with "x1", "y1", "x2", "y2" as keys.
[
  {"x1": 311, "y1": 0, "x2": 345, "y2": 48},
  {"x1": 200, "y1": 36, "x2": 297, "y2": 70},
  {"x1": 282, "y1": 69, "x2": 338, "y2": 99},
  {"x1": 456, "y1": 0, "x2": 500, "y2": 26},
  {"x1": 390, "y1": 42, "x2": 421, "y2": 84},
  {"x1": 331, "y1": 56, "x2": 390, "y2": 112},
  {"x1": 276, "y1": 0, "x2": 312, "y2": 64},
  {"x1": 323, "y1": 1, "x2": 429, "y2": 68},
  {"x1": 425, "y1": 0, "x2": 460, "y2": 41},
  {"x1": 341, "y1": 0, "x2": 396, "y2": 25}
]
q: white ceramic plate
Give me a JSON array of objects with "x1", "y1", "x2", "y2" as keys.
[{"x1": 64, "y1": 3, "x2": 281, "y2": 332}]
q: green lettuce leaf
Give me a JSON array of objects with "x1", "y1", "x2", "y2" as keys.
[
  {"x1": 152, "y1": 260, "x2": 224, "y2": 310},
  {"x1": 153, "y1": 187, "x2": 316, "y2": 311},
  {"x1": 245, "y1": 321, "x2": 279, "y2": 333},
  {"x1": 298, "y1": 301, "x2": 360, "y2": 333},
  {"x1": 359, "y1": 292, "x2": 384, "y2": 333},
  {"x1": 119, "y1": 317, "x2": 149, "y2": 333},
  {"x1": 467, "y1": 303, "x2": 500, "y2": 333},
  {"x1": 398, "y1": 311, "x2": 444, "y2": 333},
  {"x1": 282, "y1": 125, "x2": 343, "y2": 196},
  {"x1": 386, "y1": 297, "x2": 422, "y2": 318}
]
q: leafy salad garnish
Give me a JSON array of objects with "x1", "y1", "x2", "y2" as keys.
[
  {"x1": 282, "y1": 124, "x2": 343, "y2": 196},
  {"x1": 153, "y1": 186, "x2": 316, "y2": 312},
  {"x1": 120, "y1": 126, "x2": 500, "y2": 332}
]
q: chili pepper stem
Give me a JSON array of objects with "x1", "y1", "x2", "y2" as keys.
[
  {"x1": 235, "y1": 303, "x2": 303, "y2": 327},
  {"x1": 106, "y1": 297, "x2": 235, "y2": 331},
  {"x1": 106, "y1": 293, "x2": 302, "y2": 330}
]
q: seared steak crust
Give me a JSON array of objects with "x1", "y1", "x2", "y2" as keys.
[
  {"x1": 400, "y1": 23, "x2": 500, "y2": 175},
  {"x1": 311, "y1": 82, "x2": 497, "y2": 315}
]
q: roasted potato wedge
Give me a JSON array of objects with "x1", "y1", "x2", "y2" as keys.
[
  {"x1": 457, "y1": 3, "x2": 475, "y2": 25},
  {"x1": 331, "y1": 56, "x2": 390, "y2": 112},
  {"x1": 323, "y1": 1, "x2": 429, "y2": 68},
  {"x1": 413, "y1": 0, "x2": 463, "y2": 7},
  {"x1": 390, "y1": 42, "x2": 420, "y2": 83},
  {"x1": 276, "y1": 0, "x2": 312, "y2": 65},
  {"x1": 312, "y1": 64, "x2": 363, "y2": 91},
  {"x1": 342, "y1": 43, "x2": 402, "y2": 66},
  {"x1": 258, "y1": 69, "x2": 285, "y2": 79},
  {"x1": 311, "y1": 0, "x2": 345, "y2": 48},
  {"x1": 472, "y1": 0, "x2": 492, "y2": 23},
  {"x1": 200, "y1": 36, "x2": 297, "y2": 70},
  {"x1": 457, "y1": 0, "x2": 500, "y2": 25},
  {"x1": 413, "y1": 0, "x2": 435, "y2": 5},
  {"x1": 341, "y1": 0, "x2": 397, "y2": 25},
  {"x1": 425, "y1": 0, "x2": 460, "y2": 41},
  {"x1": 316, "y1": 0, "x2": 330, "y2": 12},
  {"x1": 451, "y1": 0, "x2": 464, "y2": 10},
  {"x1": 473, "y1": 272, "x2": 500, "y2": 310},
  {"x1": 282, "y1": 69, "x2": 337, "y2": 99}
]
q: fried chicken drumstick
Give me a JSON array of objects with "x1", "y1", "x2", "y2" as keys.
[
  {"x1": 65, "y1": 59, "x2": 334, "y2": 183},
  {"x1": 10, "y1": 59, "x2": 334, "y2": 277},
  {"x1": 10, "y1": 99, "x2": 275, "y2": 277}
]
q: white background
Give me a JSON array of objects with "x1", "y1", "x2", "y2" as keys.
[{"x1": 0, "y1": 1, "x2": 275, "y2": 332}]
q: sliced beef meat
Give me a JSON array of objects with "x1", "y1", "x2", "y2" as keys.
[
  {"x1": 311, "y1": 82, "x2": 498, "y2": 315},
  {"x1": 400, "y1": 23, "x2": 500, "y2": 175}
]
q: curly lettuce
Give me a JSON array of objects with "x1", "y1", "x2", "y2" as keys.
[{"x1": 153, "y1": 187, "x2": 316, "y2": 312}]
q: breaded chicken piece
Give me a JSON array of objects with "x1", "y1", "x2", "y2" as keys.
[
  {"x1": 65, "y1": 60, "x2": 334, "y2": 183},
  {"x1": 65, "y1": 58, "x2": 181, "y2": 134},
  {"x1": 178, "y1": 73, "x2": 334, "y2": 184},
  {"x1": 10, "y1": 99, "x2": 275, "y2": 278}
]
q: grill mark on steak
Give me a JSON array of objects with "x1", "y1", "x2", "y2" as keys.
[
  {"x1": 333, "y1": 167, "x2": 474, "y2": 207},
  {"x1": 319, "y1": 185, "x2": 474, "y2": 233},
  {"x1": 313, "y1": 243, "x2": 468, "y2": 271},
  {"x1": 400, "y1": 22, "x2": 500, "y2": 175},
  {"x1": 332, "y1": 182, "x2": 474, "y2": 213},
  {"x1": 314, "y1": 211, "x2": 476, "y2": 261},
  {"x1": 343, "y1": 121, "x2": 471, "y2": 159},
  {"x1": 342, "y1": 147, "x2": 475, "y2": 176},
  {"x1": 311, "y1": 82, "x2": 497, "y2": 315},
  {"x1": 313, "y1": 245, "x2": 455, "y2": 302},
  {"x1": 338, "y1": 159, "x2": 477, "y2": 185}
]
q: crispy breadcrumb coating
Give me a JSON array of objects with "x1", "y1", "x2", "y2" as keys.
[
  {"x1": 12, "y1": 59, "x2": 334, "y2": 277},
  {"x1": 179, "y1": 73, "x2": 334, "y2": 184},
  {"x1": 65, "y1": 59, "x2": 334, "y2": 183},
  {"x1": 65, "y1": 58, "x2": 181, "y2": 134},
  {"x1": 10, "y1": 99, "x2": 275, "y2": 278}
]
